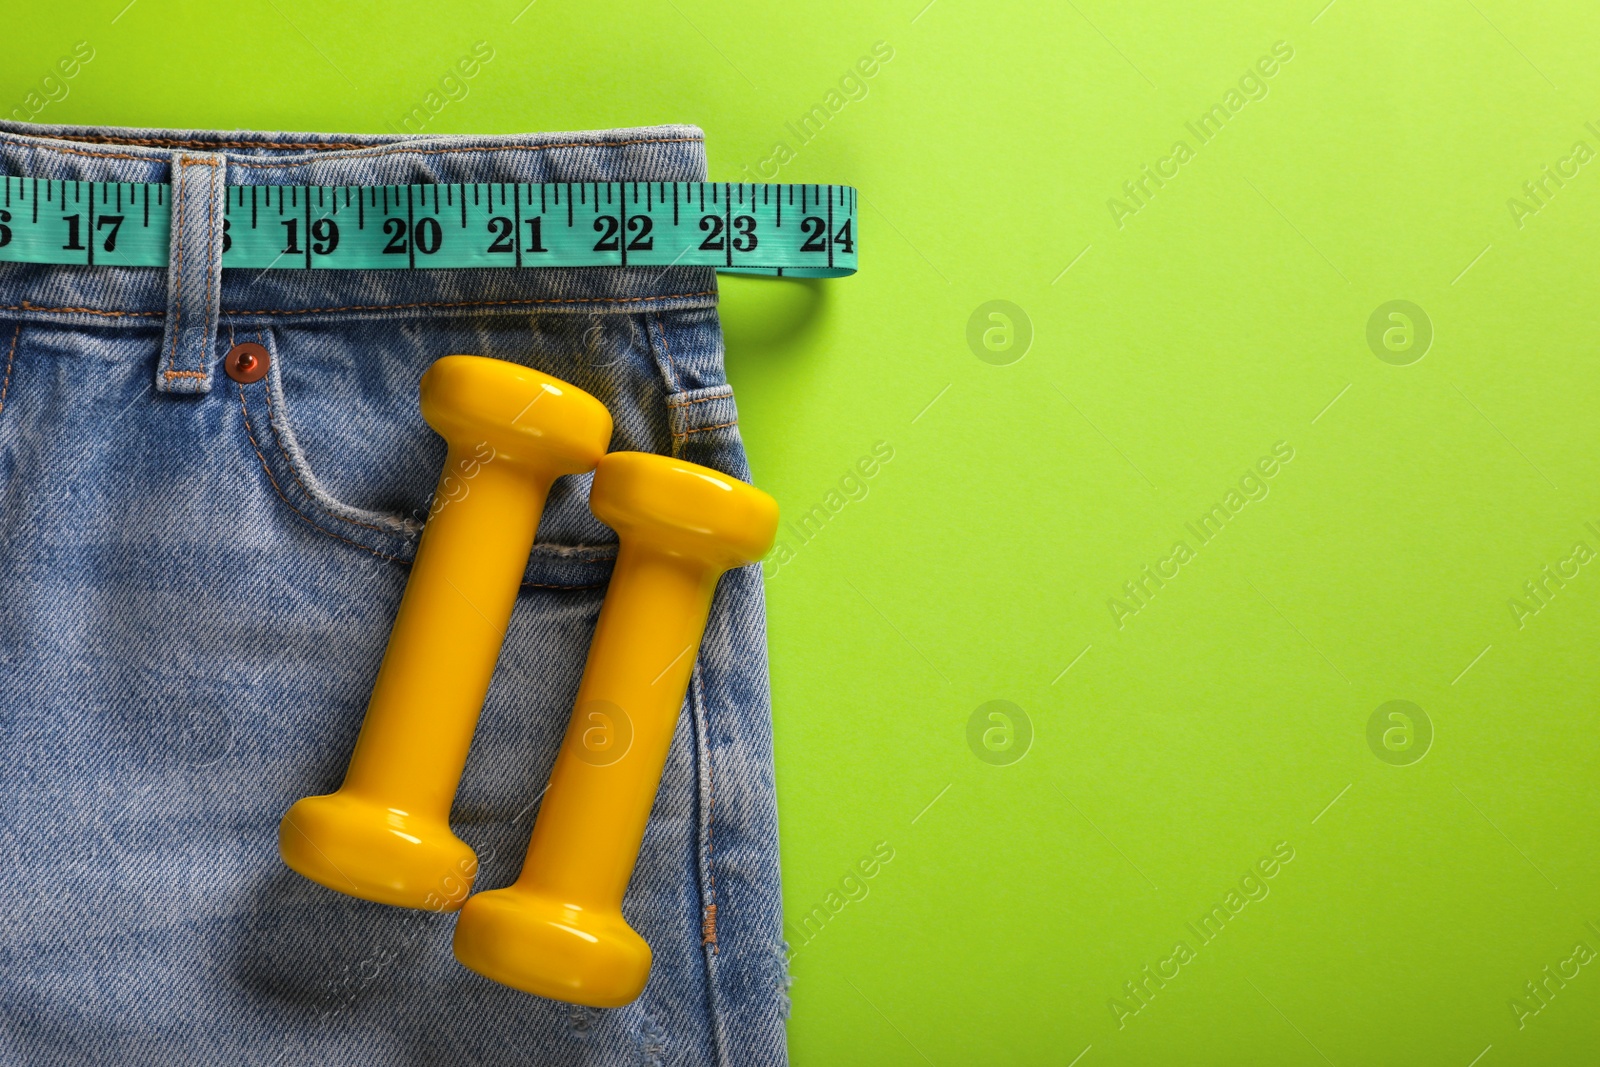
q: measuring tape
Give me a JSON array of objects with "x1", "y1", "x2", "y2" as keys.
[{"x1": 0, "y1": 179, "x2": 858, "y2": 277}]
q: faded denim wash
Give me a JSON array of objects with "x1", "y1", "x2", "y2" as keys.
[{"x1": 0, "y1": 120, "x2": 788, "y2": 1066}]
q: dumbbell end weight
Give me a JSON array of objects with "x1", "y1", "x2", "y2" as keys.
[
  {"x1": 452, "y1": 889, "x2": 652, "y2": 1006},
  {"x1": 280, "y1": 792, "x2": 478, "y2": 911}
]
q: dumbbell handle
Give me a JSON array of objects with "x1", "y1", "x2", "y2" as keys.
[
  {"x1": 515, "y1": 542, "x2": 715, "y2": 905},
  {"x1": 341, "y1": 450, "x2": 550, "y2": 815}
]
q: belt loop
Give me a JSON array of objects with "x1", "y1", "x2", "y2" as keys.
[{"x1": 156, "y1": 150, "x2": 227, "y2": 394}]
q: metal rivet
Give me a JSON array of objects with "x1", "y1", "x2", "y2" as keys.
[{"x1": 224, "y1": 342, "x2": 270, "y2": 384}]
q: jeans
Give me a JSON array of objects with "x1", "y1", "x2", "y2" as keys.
[{"x1": 0, "y1": 120, "x2": 788, "y2": 1066}]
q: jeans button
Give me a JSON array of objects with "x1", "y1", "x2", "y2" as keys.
[{"x1": 224, "y1": 342, "x2": 270, "y2": 384}]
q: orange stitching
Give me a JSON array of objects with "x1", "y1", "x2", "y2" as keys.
[
  {"x1": 2, "y1": 302, "x2": 163, "y2": 317},
  {"x1": 165, "y1": 162, "x2": 188, "y2": 375},
  {"x1": 0, "y1": 292, "x2": 713, "y2": 321},
  {"x1": 239, "y1": 382, "x2": 405, "y2": 561},
  {"x1": 653, "y1": 312, "x2": 682, "y2": 390},
  {"x1": 243, "y1": 313, "x2": 393, "y2": 535},
  {"x1": 39, "y1": 136, "x2": 376, "y2": 150},
  {"x1": 246, "y1": 318, "x2": 398, "y2": 537},
  {"x1": 696, "y1": 667, "x2": 718, "y2": 954},
  {"x1": 202, "y1": 161, "x2": 217, "y2": 377},
  {"x1": 0, "y1": 323, "x2": 19, "y2": 415},
  {"x1": 0, "y1": 135, "x2": 700, "y2": 166},
  {"x1": 666, "y1": 392, "x2": 730, "y2": 408},
  {"x1": 165, "y1": 157, "x2": 223, "y2": 380},
  {"x1": 259, "y1": 381, "x2": 391, "y2": 536},
  {"x1": 228, "y1": 137, "x2": 704, "y2": 169},
  {"x1": 0, "y1": 141, "x2": 146, "y2": 161},
  {"x1": 671, "y1": 418, "x2": 739, "y2": 438},
  {"x1": 28, "y1": 134, "x2": 702, "y2": 156},
  {"x1": 237, "y1": 382, "x2": 604, "y2": 590}
]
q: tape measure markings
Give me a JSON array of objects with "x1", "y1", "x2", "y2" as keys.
[{"x1": 0, "y1": 178, "x2": 857, "y2": 276}]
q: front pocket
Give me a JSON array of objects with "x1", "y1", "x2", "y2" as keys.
[{"x1": 228, "y1": 321, "x2": 621, "y2": 590}]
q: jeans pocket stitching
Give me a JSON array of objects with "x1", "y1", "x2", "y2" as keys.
[
  {"x1": 0, "y1": 322, "x2": 20, "y2": 417},
  {"x1": 225, "y1": 322, "x2": 420, "y2": 564},
  {"x1": 260, "y1": 384, "x2": 403, "y2": 539},
  {"x1": 693, "y1": 662, "x2": 720, "y2": 957},
  {"x1": 234, "y1": 378, "x2": 413, "y2": 567}
]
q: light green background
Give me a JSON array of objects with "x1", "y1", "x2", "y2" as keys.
[{"x1": 8, "y1": 1, "x2": 1600, "y2": 1063}]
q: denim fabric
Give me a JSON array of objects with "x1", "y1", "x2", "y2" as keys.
[{"x1": 0, "y1": 121, "x2": 788, "y2": 1066}]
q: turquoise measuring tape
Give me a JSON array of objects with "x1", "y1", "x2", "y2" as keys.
[{"x1": 0, "y1": 179, "x2": 858, "y2": 277}]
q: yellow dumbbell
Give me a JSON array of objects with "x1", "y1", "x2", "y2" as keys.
[
  {"x1": 452, "y1": 451, "x2": 778, "y2": 1006},
  {"x1": 279, "y1": 355, "x2": 612, "y2": 910}
]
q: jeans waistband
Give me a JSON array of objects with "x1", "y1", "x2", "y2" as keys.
[{"x1": 0, "y1": 121, "x2": 720, "y2": 391}]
